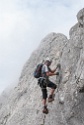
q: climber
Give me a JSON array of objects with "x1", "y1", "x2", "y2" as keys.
[{"x1": 38, "y1": 57, "x2": 59, "y2": 114}]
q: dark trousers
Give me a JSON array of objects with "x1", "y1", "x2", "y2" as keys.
[{"x1": 41, "y1": 79, "x2": 57, "y2": 99}]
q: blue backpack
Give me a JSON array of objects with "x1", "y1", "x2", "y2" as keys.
[{"x1": 33, "y1": 63, "x2": 43, "y2": 78}]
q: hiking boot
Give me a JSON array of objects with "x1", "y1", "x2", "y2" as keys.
[
  {"x1": 42, "y1": 106, "x2": 49, "y2": 114},
  {"x1": 48, "y1": 94, "x2": 54, "y2": 102}
]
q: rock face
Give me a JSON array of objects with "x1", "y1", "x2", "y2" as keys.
[
  {"x1": 0, "y1": 8, "x2": 84, "y2": 125},
  {"x1": 77, "y1": 8, "x2": 84, "y2": 27}
]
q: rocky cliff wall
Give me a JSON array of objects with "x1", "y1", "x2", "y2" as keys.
[{"x1": 0, "y1": 8, "x2": 84, "y2": 125}]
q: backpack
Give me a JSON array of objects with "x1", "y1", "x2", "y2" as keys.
[{"x1": 33, "y1": 63, "x2": 43, "y2": 78}]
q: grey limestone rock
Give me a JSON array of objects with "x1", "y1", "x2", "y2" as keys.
[
  {"x1": 77, "y1": 8, "x2": 84, "y2": 27},
  {"x1": 0, "y1": 8, "x2": 84, "y2": 125}
]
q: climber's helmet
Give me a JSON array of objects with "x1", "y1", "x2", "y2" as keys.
[{"x1": 45, "y1": 57, "x2": 52, "y2": 66}]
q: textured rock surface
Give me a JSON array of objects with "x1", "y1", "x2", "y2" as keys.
[
  {"x1": 77, "y1": 8, "x2": 84, "y2": 27},
  {"x1": 0, "y1": 8, "x2": 84, "y2": 125}
]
